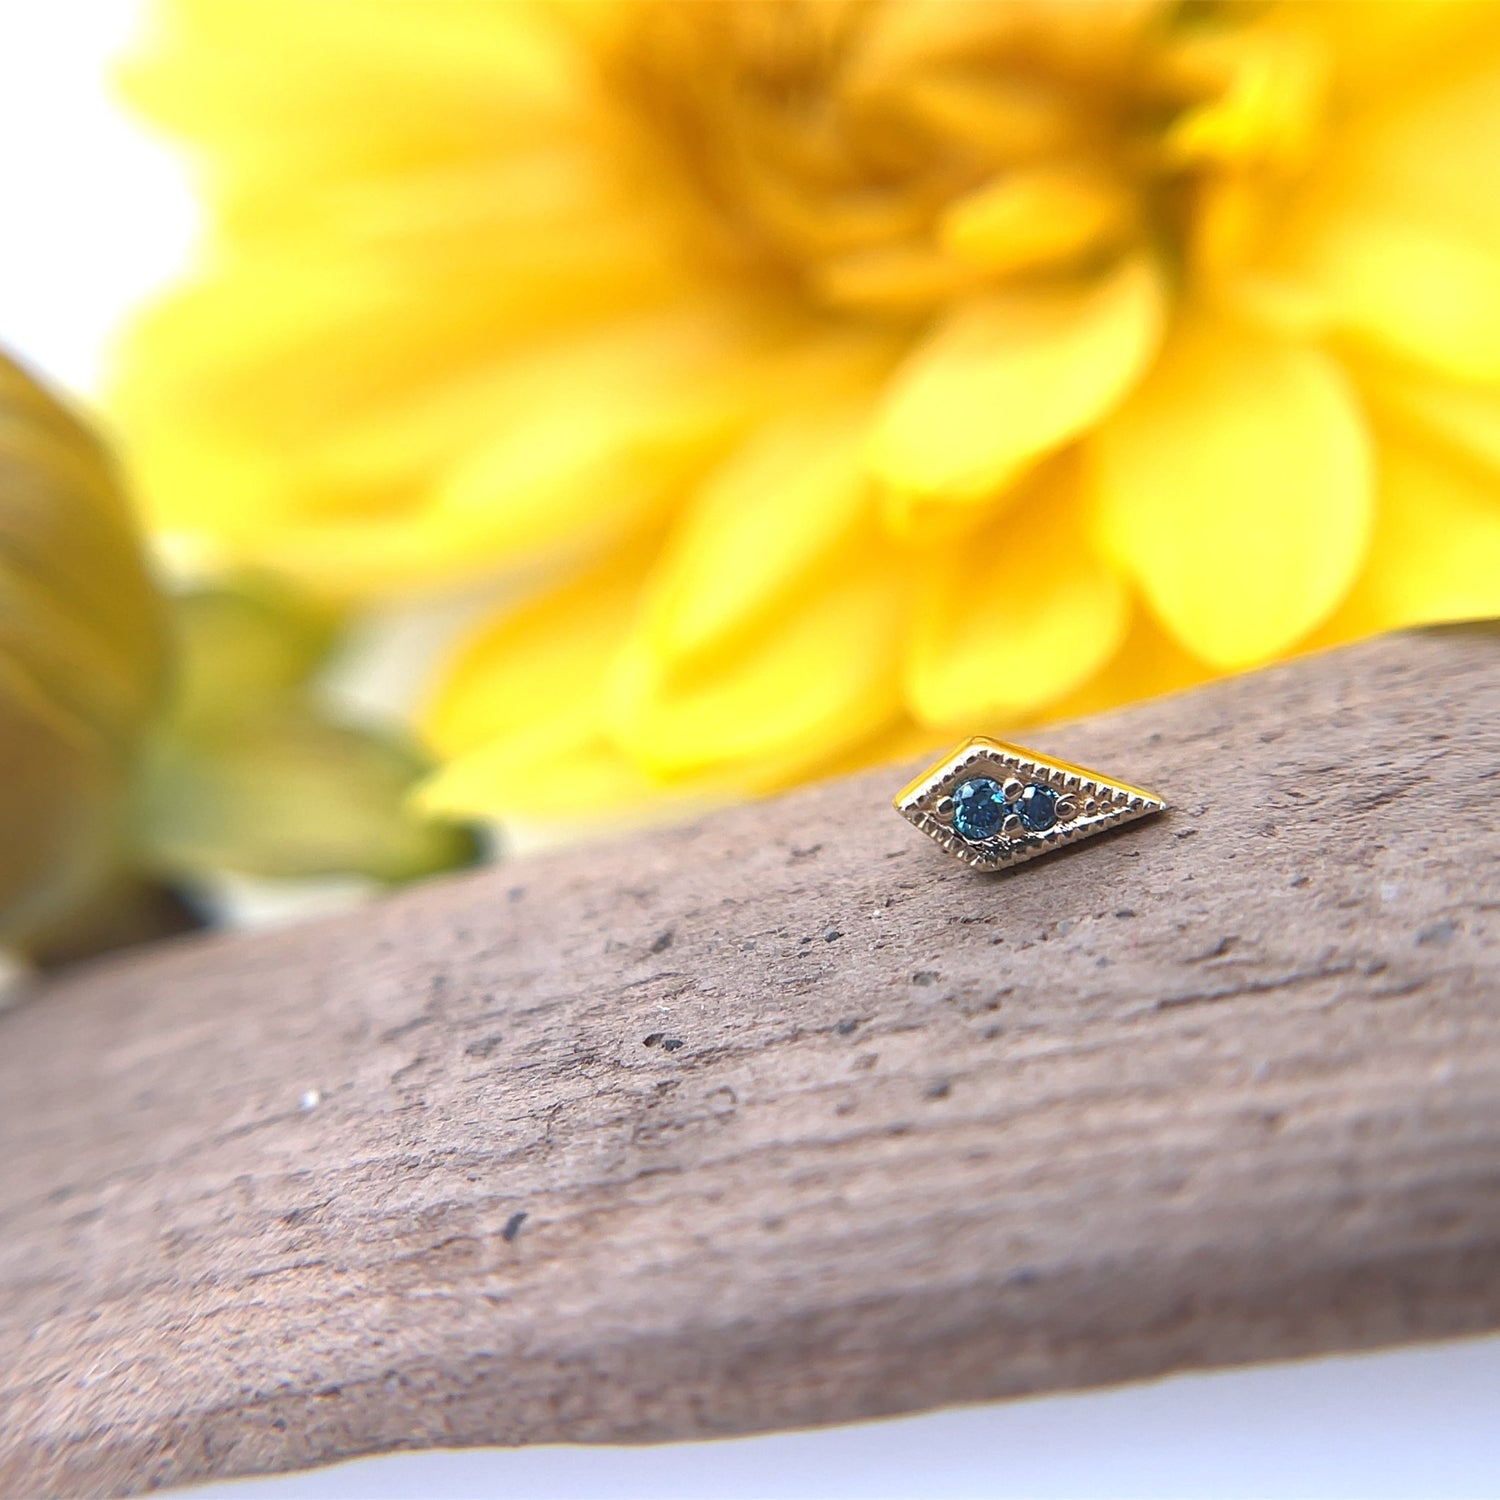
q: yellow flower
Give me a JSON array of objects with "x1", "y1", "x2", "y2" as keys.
[{"x1": 115, "y1": 0, "x2": 1500, "y2": 827}]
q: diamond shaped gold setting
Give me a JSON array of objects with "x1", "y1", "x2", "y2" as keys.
[{"x1": 894, "y1": 736, "x2": 1166, "y2": 871}]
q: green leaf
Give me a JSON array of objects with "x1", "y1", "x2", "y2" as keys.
[
  {"x1": 165, "y1": 573, "x2": 340, "y2": 731},
  {"x1": 135, "y1": 580, "x2": 479, "y2": 883}
]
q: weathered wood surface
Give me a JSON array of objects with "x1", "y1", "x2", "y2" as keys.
[{"x1": 2, "y1": 628, "x2": 1498, "y2": 1498}]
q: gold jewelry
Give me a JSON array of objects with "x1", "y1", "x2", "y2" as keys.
[{"x1": 894, "y1": 736, "x2": 1166, "y2": 871}]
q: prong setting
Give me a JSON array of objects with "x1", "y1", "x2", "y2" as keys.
[{"x1": 893, "y1": 736, "x2": 1167, "y2": 872}]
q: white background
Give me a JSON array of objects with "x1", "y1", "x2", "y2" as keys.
[{"x1": 2, "y1": 6, "x2": 1497, "y2": 1497}]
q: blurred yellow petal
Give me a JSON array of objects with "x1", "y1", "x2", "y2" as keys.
[
  {"x1": 127, "y1": 0, "x2": 584, "y2": 129},
  {"x1": 114, "y1": 218, "x2": 682, "y2": 543},
  {"x1": 1358, "y1": 362, "x2": 1500, "y2": 477},
  {"x1": 885, "y1": 72, "x2": 1079, "y2": 162},
  {"x1": 118, "y1": 234, "x2": 650, "y2": 447},
  {"x1": 286, "y1": 149, "x2": 627, "y2": 254},
  {"x1": 1091, "y1": 313, "x2": 1373, "y2": 668},
  {"x1": 208, "y1": 321, "x2": 894, "y2": 598},
  {"x1": 1275, "y1": 58, "x2": 1500, "y2": 381},
  {"x1": 1304, "y1": 2, "x2": 1500, "y2": 102},
  {"x1": 416, "y1": 707, "x2": 924, "y2": 827},
  {"x1": 1321, "y1": 428, "x2": 1500, "y2": 640},
  {"x1": 904, "y1": 460, "x2": 1130, "y2": 727},
  {"x1": 731, "y1": 167, "x2": 933, "y2": 266},
  {"x1": 608, "y1": 551, "x2": 905, "y2": 779},
  {"x1": 261, "y1": 312, "x2": 771, "y2": 592},
  {"x1": 121, "y1": 0, "x2": 590, "y2": 226},
  {"x1": 1041, "y1": 608, "x2": 1214, "y2": 724},
  {"x1": 813, "y1": 243, "x2": 976, "y2": 315},
  {"x1": 641, "y1": 407, "x2": 872, "y2": 671},
  {"x1": 870, "y1": 255, "x2": 1165, "y2": 527},
  {"x1": 940, "y1": 167, "x2": 1132, "y2": 275},
  {"x1": 428, "y1": 318, "x2": 839, "y2": 568},
  {"x1": 849, "y1": 0, "x2": 1165, "y2": 90},
  {"x1": 846, "y1": 0, "x2": 1041, "y2": 83},
  {"x1": 431, "y1": 403, "x2": 705, "y2": 564},
  {"x1": 1162, "y1": 25, "x2": 1327, "y2": 170},
  {"x1": 416, "y1": 720, "x2": 671, "y2": 825},
  {"x1": 422, "y1": 544, "x2": 651, "y2": 761},
  {"x1": 1311, "y1": 57, "x2": 1500, "y2": 255},
  {"x1": 1297, "y1": 218, "x2": 1500, "y2": 383}
]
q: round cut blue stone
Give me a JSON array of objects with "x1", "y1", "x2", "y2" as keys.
[
  {"x1": 1016, "y1": 783, "x2": 1059, "y2": 832},
  {"x1": 952, "y1": 777, "x2": 1005, "y2": 842}
]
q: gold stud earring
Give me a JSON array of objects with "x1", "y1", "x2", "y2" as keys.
[{"x1": 894, "y1": 736, "x2": 1166, "y2": 871}]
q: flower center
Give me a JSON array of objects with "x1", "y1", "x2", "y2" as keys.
[{"x1": 601, "y1": 2, "x2": 1327, "y2": 316}]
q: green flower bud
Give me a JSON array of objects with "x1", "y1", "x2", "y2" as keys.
[{"x1": 0, "y1": 353, "x2": 168, "y2": 946}]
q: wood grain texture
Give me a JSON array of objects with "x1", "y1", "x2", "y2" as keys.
[{"x1": 2, "y1": 628, "x2": 1498, "y2": 1498}]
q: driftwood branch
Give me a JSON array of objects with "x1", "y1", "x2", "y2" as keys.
[{"x1": 2, "y1": 628, "x2": 1498, "y2": 1498}]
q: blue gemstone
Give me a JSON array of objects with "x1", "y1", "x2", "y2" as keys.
[
  {"x1": 952, "y1": 777, "x2": 1005, "y2": 841},
  {"x1": 1016, "y1": 783, "x2": 1059, "y2": 832}
]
